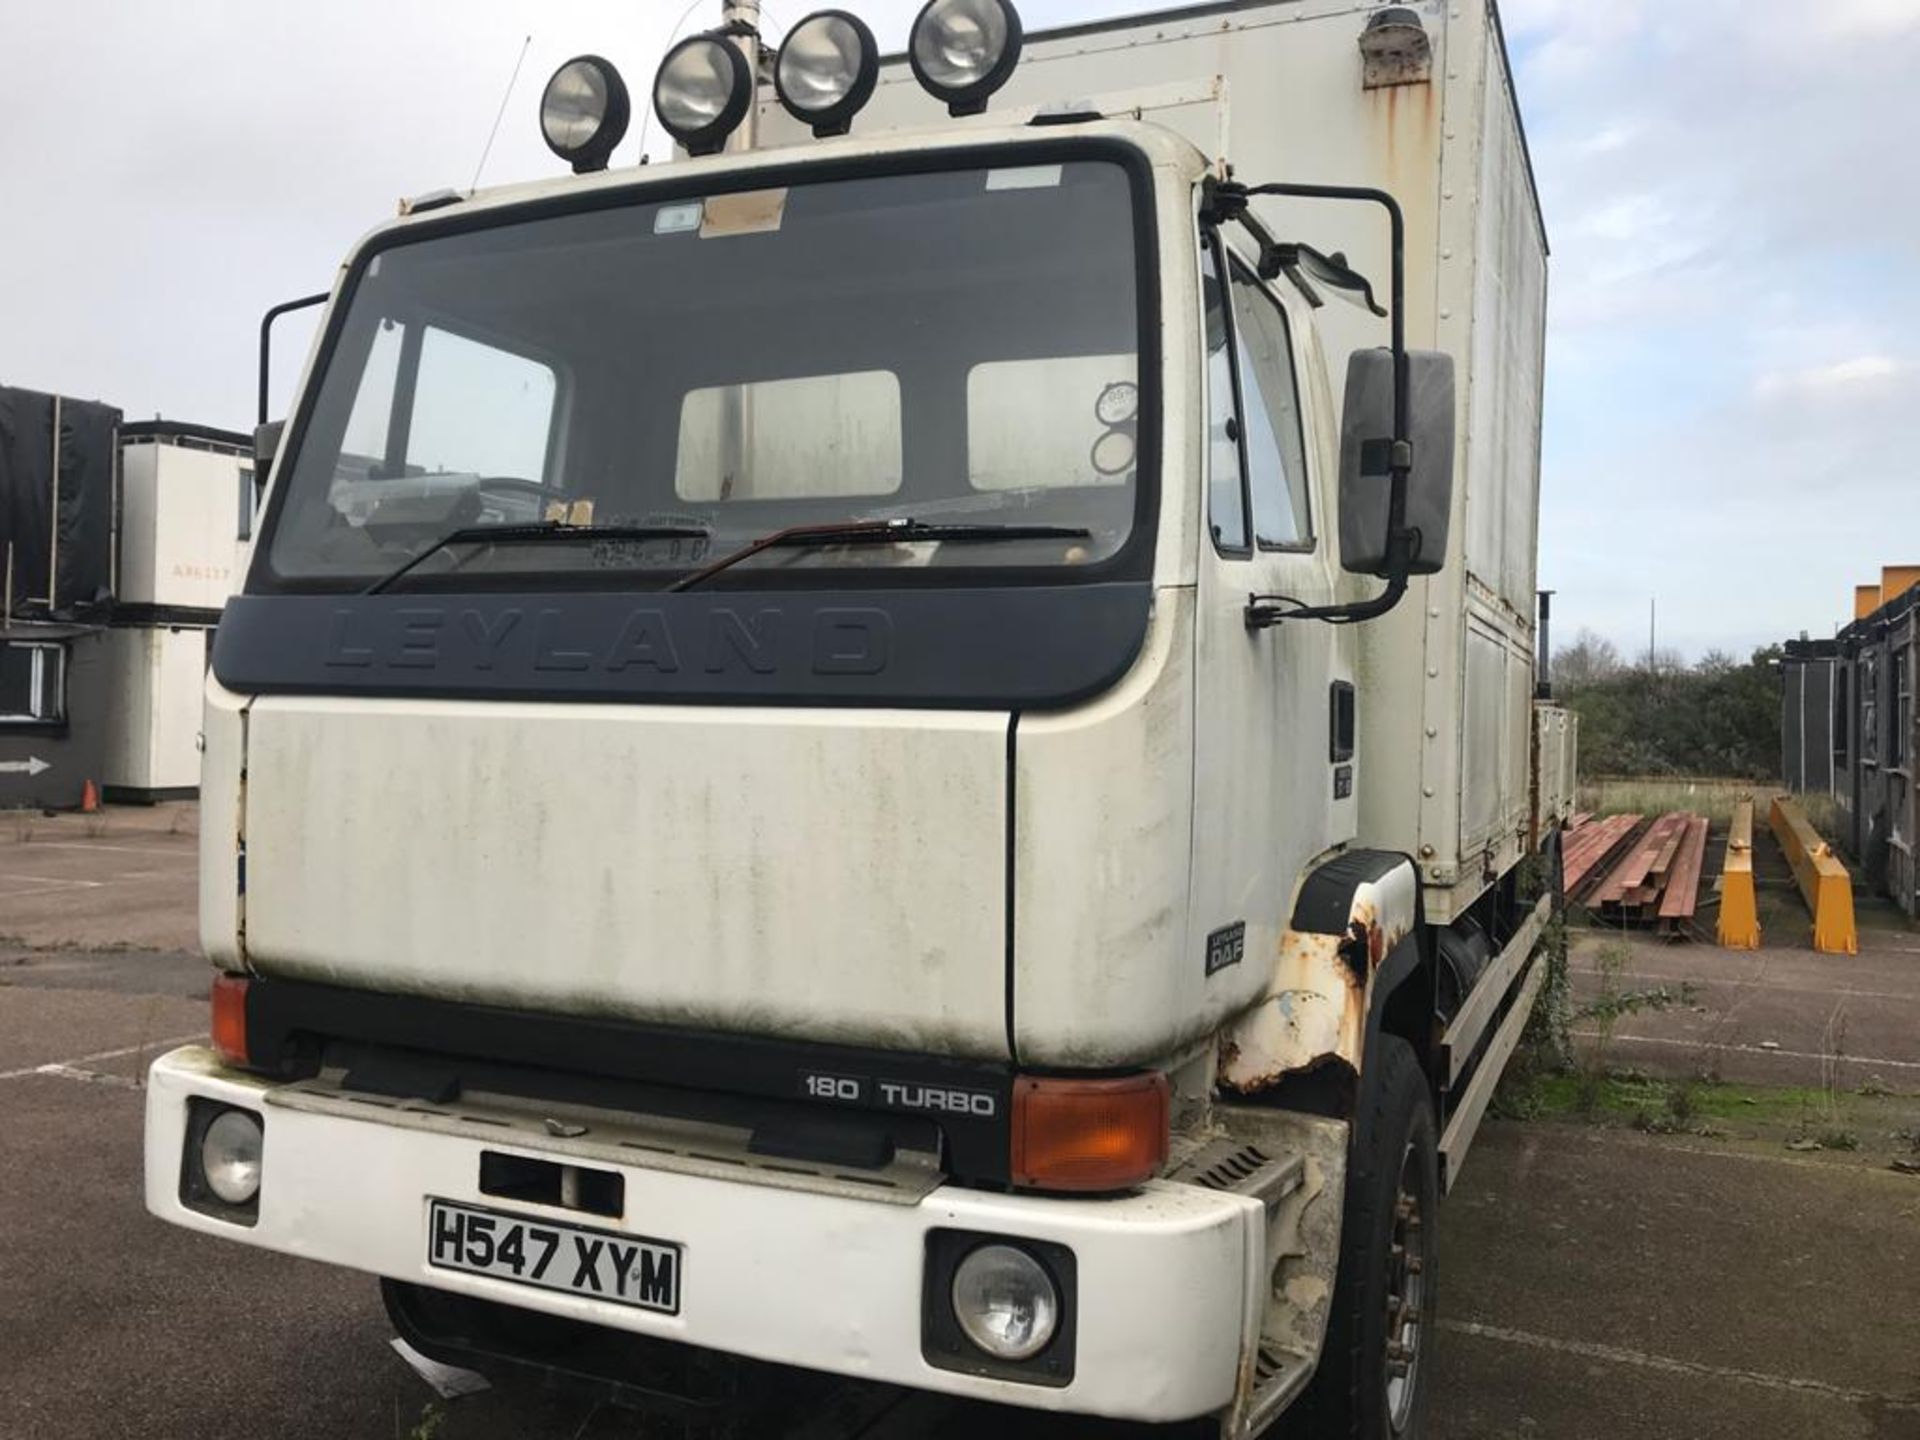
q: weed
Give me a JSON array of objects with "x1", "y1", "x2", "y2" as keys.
[
  {"x1": 1813, "y1": 1001, "x2": 1854, "y2": 1141},
  {"x1": 1629, "y1": 1078, "x2": 1698, "y2": 1135},
  {"x1": 1496, "y1": 846, "x2": 1572, "y2": 1117},
  {"x1": 404, "y1": 1402, "x2": 448, "y2": 1440},
  {"x1": 1664, "y1": 1078, "x2": 1698, "y2": 1126}
]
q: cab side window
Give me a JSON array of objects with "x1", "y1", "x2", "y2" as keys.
[
  {"x1": 1203, "y1": 244, "x2": 1250, "y2": 552},
  {"x1": 1228, "y1": 263, "x2": 1313, "y2": 548}
]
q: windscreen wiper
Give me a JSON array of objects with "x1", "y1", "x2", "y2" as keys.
[
  {"x1": 667, "y1": 518, "x2": 1092, "y2": 594},
  {"x1": 364, "y1": 521, "x2": 712, "y2": 595}
]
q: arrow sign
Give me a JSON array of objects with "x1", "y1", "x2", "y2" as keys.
[{"x1": 0, "y1": 757, "x2": 50, "y2": 777}]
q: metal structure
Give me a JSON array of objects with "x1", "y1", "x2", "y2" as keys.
[
  {"x1": 1716, "y1": 800, "x2": 1761, "y2": 950},
  {"x1": 1779, "y1": 636, "x2": 1837, "y2": 795},
  {"x1": 1770, "y1": 795, "x2": 1858, "y2": 955},
  {"x1": 1833, "y1": 569, "x2": 1919, "y2": 920},
  {"x1": 1583, "y1": 811, "x2": 1708, "y2": 935}
]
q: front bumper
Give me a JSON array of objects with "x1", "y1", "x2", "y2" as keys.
[{"x1": 145, "y1": 1047, "x2": 1261, "y2": 1422}]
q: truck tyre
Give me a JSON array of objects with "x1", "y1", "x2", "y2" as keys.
[{"x1": 1297, "y1": 1034, "x2": 1439, "y2": 1439}]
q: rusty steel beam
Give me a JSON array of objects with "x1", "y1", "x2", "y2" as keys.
[
  {"x1": 1717, "y1": 801, "x2": 1762, "y2": 950},
  {"x1": 1657, "y1": 814, "x2": 1710, "y2": 932},
  {"x1": 1769, "y1": 797, "x2": 1857, "y2": 956},
  {"x1": 1562, "y1": 813, "x2": 1643, "y2": 898}
]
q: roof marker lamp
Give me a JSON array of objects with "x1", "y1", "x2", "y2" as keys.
[
  {"x1": 776, "y1": 11, "x2": 880, "y2": 137},
  {"x1": 540, "y1": 55, "x2": 633, "y2": 174},
  {"x1": 654, "y1": 33, "x2": 754, "y2": 157},
  {"x1": 909, "y1": 0, "x2": 1024, "y2": 117}
]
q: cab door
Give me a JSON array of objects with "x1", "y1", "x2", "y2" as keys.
[{"x1": 1189, "y1": 231, "x2": 1355, "y2": 993}]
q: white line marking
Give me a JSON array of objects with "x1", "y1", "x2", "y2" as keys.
[
  {"x1": 1574, "y1": 1030, "x2": 1920, "y2": 1072},
  {"x1": 0, "y1": 883, "x2": 107, "y2": 902},
  {"x1": 0, "y1": 1034, "x2": 203, "y2": 1082},
  {"x1": 0, "y1": 873, "x2": 103, "y2": 889},
  {"x1": 32, "y1": 1063, "x2": 144, "y2": 1091},
  {"x1": 1439, "y1": 1319, "x2": 1920, "y2": 1412}
]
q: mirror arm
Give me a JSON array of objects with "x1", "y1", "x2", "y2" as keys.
[
  {"x1": 1212, "y1": 180, "x2": 1420, "y2": 630},
  {"x1": 258, "y1": 292, "x2": 330, "y2": 428}
]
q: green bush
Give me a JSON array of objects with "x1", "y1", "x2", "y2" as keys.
[{"x1": 1553, "y1": 635, "x2": 1781, "y2": 781}]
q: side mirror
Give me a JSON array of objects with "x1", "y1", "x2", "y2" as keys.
[
  {"x1": 1338, "y1": 348, "x2": 1454, "y2": 577},
  {"x1": 254, "y1": 420, "x2": 284, "y2": 478}
]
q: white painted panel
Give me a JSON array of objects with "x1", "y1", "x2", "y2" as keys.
[
  {"x1": 99, "y1": 627, "x2": 157, "y2": 789},
  {"x1": 243, "y1": 699, "x2": 1011, "y2": 1058},
  {"x1": 100, "y1": 625, "x2": 212, "y2": 792},
  {"x1": 1463, "y1": 26, "x2": 1548, "y2": 614},
  {"x1": 150, "y1": 627, "x2": 212, "y2": 790},
  {"x1": 1013, "y1": 588, "x2": 1199, "y2": 1067},
  {"x1": 1462, "y1": 622, "x2": 1506, "y2": 848},
  {"x1": 199, "y1": 679, "x2": 246, "y2": 965},
  {"x1": 119, "y1": 442, "x2": 247, "y2": 609}
]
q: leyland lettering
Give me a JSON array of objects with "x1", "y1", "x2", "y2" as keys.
[{"x1": 321, "y1": 604, "x2": 893, "y2": 677}]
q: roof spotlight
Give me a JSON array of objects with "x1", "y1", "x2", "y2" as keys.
[
  {"x1": 909, "y1": 0, "x2": 1023, "y2": 117},
  {"x1": 540, "y1": 55, "x2": 632, "y2": 174},
  {"x1": 775, "y1": 10, "x2": 880, "y2": 137},
  {"x1": 653, "y1": 33, "x2": 754, "y2": 157}
]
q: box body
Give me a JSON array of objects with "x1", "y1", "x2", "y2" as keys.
[{"x1": 769, "y1": 0, "x2": 1548, "y2": 921}]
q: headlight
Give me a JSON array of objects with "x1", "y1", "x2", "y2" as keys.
[
  {"x1": 539, "y1": 55, "x2": 632, "y2": 174},
  {"x1": 200, "y1": 1108, "x2": 263, "y2": 1206},
  {"x1": 653, "y1": 33, "x2": 754, "y2": 157},
  {"x1": 775, "y1": 10, "x2": 880, "y2": 137},
  {"x1": 950, "y1": 1243, "x2": 1058, "y2": 1360},
  {"x1": 909, "y1": 0, "x2": 1024, "y2": 116}
]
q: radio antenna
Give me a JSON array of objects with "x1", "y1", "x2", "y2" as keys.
[{"x1": 471, "y1": 33, "x2": 534, "y2": 192}]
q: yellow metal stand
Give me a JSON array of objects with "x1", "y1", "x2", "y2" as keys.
[
  {"x1": 1769, "y1": 797, "x2": 1858, "y2": 956},
  {"x1": 1717, "y1": 800, "x2": 1761, "y2": 950}
]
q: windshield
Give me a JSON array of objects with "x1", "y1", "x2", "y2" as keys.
[{"x1": 259, "y1": 156, "x2": 1148, "y2": 591}]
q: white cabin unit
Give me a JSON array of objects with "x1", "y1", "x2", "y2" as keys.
[
  {"x1": 102, "y1": 422, "x2": 252, "y2": 799},
  {"x1": 117, "y1": 426, "x2": 251, "y2": 611}
]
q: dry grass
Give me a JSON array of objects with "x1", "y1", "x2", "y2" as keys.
[
  {"x1": 1577, "y1": 776, "x2": 1775, "y2": 827},
  {"x1": 1579, "y1": 776, "x2": 1853, "y2": 861}
]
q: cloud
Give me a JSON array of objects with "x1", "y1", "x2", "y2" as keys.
[
  {"x1": 1810, "y1": 0, "x2": 1920, "y2": 40},
  {"x1": 1754, "y1": 355, "x2": 1906, "y2": 400},
  {"x1": 1520, "y1": 0, "x2": 1920, "y2": 655}
]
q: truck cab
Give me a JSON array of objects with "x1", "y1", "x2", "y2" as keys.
[{"x1": 147, "y1": 4, "x2": 1562, "y2": 1436}]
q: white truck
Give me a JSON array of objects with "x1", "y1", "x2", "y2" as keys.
[{"x1": 145, "y1": 2, "x2": 1569, "y2": 1434}]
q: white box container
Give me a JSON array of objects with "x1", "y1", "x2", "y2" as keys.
[
  {"x1": 100, "y1": 623, "x2": 212, "y2": 797},
  {"x1": 116, "y1": 427, "x2": 251, "y2": 612},
  {"x1": 770, "y1": 0, "x2": 1547, "y2": 921}
]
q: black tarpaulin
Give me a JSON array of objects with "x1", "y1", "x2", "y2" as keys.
[{"x1": 0, "y1": 385, "x2": 120, "y2": 618}]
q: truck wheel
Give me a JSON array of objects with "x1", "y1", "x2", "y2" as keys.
[{"x1": 1297, "y1": 1034, "x2": 1439, "y2": 1439}]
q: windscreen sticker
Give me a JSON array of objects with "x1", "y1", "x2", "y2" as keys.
[
  {"x1": 700, "y1": 189, "x2": 787, "y2": 238},
  {"x1": 985, "y1": 164, "x2": 1064, "y2": 191},
  {"x1": 654, "y1": 201, "x2": 703, "y2": 235}
]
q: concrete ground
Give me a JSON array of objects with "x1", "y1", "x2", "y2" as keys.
[{"x1": 3, "y1": 805, "x2": 1918, "y2": 1439}]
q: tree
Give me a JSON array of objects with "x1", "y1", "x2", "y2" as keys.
[
  {"x1": 1553, "y1": 629, "x2": 1622, "y2": 688},
  {"x1": 1553, "y1": 643, "x2": 1782, "y2": 780}
]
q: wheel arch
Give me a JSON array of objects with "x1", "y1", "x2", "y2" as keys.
[{"x1": 1218, "y1": 849, "x2": 1438, "y2": 1112}]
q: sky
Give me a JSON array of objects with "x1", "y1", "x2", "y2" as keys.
[{"x1": 0, "y1": 0, "x2": 1914, "y2": 658}]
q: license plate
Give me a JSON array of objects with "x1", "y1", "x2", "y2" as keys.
[{"x1": 426, "y1": 1198, "x2": 682, "y2": 1315}]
